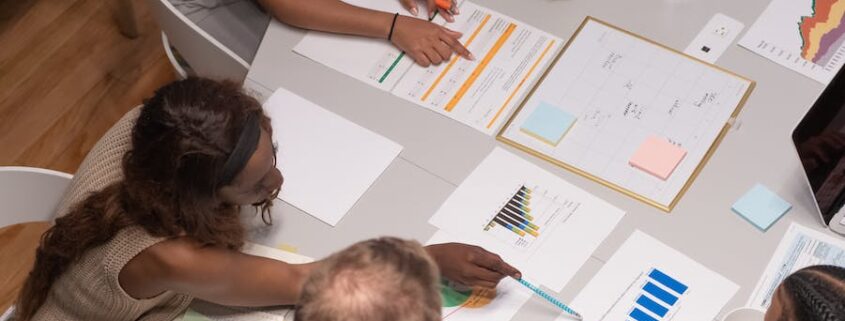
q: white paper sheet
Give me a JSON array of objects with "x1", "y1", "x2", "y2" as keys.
[
  {"x1": 263, "y1": 87, "x2": 402, "y2": 226},
  {"x1": 427, "y1": 230, "x2": 535, "y2": 321},
  {"x1": 293, "y1": 0, "x2": 562, "y2": 135},
  {"x1": 428, "y1": 148, "x2": 625, "y2": 292},
  {"x1": 500, "y1": 18, "x2": 753, "y2": 210},
  {"x1": 738, "y1": 0, "x2": 845, "y2": 84},
  {"x1": 747, "y1": 222, "x2": 845, "y2": 309},
  {"x1": 567, "y1": 231, "x2": 738, "y2": 321}
]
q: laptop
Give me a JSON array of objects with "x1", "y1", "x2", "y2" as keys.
[{"x1": 792, "y1": 66, "x2": 845, "y2": 236}]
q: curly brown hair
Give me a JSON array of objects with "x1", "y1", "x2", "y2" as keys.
[{"x1": 15, "y1": 78, "x2": 277, "y2": 320}]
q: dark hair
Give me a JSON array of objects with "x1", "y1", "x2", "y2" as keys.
[
  {"x1": 295, "y1": 237, "x2": 442, "y2": 321},
  {"x1": 16, "y1": 78, "x2": 277, "y2": 320},
  {"x1": 779, "y1": 265, "x2": 845, "y2": 321}
]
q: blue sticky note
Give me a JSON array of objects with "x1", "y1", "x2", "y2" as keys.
[
  {"x1": 520, "y1": 102, "x2": 576, "y2": 146},
  {"x1": 732, "y1": 184, "x2": 792, "y2": 231}
]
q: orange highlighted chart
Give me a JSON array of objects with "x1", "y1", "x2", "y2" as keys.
[
  {"x1": 392, "y1": 1, "x2": 562, "y2": 135},
  {"x1": 294, "y1": 0, "x2": 561, "y2": 135},
  {"x1": 740, "y1": 0, "x2": 845, "y2": 84}
]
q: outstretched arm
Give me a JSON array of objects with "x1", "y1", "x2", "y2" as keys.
[
  {"x1": 256, "y1": 0, "x2": 472, "y2": 66},
  {"x1": 119, "y1": 237, "x2": 320, "y2": 307}
]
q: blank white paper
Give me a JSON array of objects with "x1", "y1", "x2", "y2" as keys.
[{"x1": 263, "y1": 88, "x2": 402, "y2": 226}]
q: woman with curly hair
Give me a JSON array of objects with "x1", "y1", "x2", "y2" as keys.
[{"x1": 15, "y1": 77, "x2": 520, "y2": 321}]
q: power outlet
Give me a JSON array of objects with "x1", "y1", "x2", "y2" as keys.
[{"x1": 684, "y1": 14, "x2": 745, "y2": 64}]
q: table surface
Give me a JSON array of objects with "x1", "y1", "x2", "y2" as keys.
[
  {"x1": 0, "y1": 221, "x2": 50, "y2": 314},
  {"x1": 242, "y1": 0, "x2": 841, "y2": 320}
]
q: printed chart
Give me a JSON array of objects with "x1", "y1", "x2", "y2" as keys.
[
  {"x1": 429, "y1": 148, "x2": 625, "y2": 291},
  {"x1": 567, "y1": 231, "x2": 738, "y2": 321},
  {"x1": 294, "y1": 0, "x2": 562, "y2": 134},
  {"x1": 739, "y1": 0, "x2": 845, "y2": 83},
  {"x1": 429, "y1": 232, "x2": 535, "y2": 321},
  {"x1": 481, "y1": 184, "x2": 579, "y2": 255}
]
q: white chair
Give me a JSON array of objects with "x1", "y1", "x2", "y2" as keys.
[
  {"x1": 150, "y1": 0, "x2": 250, "y2": 82},
  {"x1": 0, "y1": 166, "x2": 73, "y2": 227}
]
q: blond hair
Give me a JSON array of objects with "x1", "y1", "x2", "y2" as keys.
[{"x1": 295, "y1": 237, "x2": 441, "y2": 321}]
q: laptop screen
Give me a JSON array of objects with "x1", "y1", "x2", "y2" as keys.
[{"x1": 793, "y1": 68, "x2": 845, "y2": 225}]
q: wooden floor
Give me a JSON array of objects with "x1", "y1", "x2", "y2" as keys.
[{"x1": 0, "y1": 0, "x2": 177, "y2": 174}]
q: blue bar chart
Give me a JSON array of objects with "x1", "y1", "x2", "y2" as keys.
[{"x1": 628, "y1": 269, "x2": 688, "y2": 321}]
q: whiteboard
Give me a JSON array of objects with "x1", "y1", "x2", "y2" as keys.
[{"x1": 499, "y1": 17, "x2": 754, "y2": 211}]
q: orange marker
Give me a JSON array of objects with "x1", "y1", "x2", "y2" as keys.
[{"x1": 435, "y1": 0, "x2": 458, "y2": 15}]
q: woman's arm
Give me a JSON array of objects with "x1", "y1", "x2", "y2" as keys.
[
  {"x1": 256, "y1": 0, "x2": 472, "y2": 66},
  {"x1": 119, "y1": 237, "x2": 319, "y2": 307}
]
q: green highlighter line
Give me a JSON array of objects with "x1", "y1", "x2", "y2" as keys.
[{"x1": 378, "y1": 12, "x2": 440, "y2": 83}]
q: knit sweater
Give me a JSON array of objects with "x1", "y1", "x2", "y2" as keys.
[{"x1": 30, "y1": 226, "x2": 192, "y2": 321}]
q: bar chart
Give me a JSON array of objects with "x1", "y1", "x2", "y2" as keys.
[
  {"x1": 628, "y1": 269, "x2": 688, "y2": 321},
  {"x1": 481, "y1": 183, "x2": 575, "y2": 252},
  {"x1": 484, "y1": 185, "x2": 539, "y2": 237}
]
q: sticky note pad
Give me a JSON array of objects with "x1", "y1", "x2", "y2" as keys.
[
  {"x1": 732, "y1": 184, "x2": 792, "y2": 231},
  {"x1": 629, "y1": 136, "x2": 687, "y2": 180},
  {"x1": 520, "y1": 102, "x2": 576, "y2": 146}
]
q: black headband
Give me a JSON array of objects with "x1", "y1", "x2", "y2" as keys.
[{"x1": 218, "y1": 112, "x2": 262, "y2": 186}]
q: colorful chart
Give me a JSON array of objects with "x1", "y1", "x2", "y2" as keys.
[
  {"x1": 484, "y1": 185, "x2": 540, "y2": 238},
  {"x1": 440, "y1": 281, "x2": 496, "y2": 309},
  {"x1": 740, "y1": 0, "x2": 845, "y2": 83},
  {"x1": 799, "y1": 0, "x2": 845, "y2": 65}
]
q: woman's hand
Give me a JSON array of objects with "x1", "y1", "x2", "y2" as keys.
[
  {"x1": 390, "y1": 15, "x2": 474, "y2": 67},
  {"x1": 425, "y1": 243, "x2": 521, "y2": 288},
  {"x1": 399, "y1": 0, "x2": 459, "y2": 22}
]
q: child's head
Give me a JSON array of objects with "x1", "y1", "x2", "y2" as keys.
[
  {"x1": 295, "y1": 237, "x2": 442, "y2": 321},
  {"x1": 766, "y1": 265, "x2": 845, "y2": 321}
]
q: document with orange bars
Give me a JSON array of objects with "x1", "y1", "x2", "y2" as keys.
[{"x1": 293, "y1": 0, "x2": 562, "y2": 135}]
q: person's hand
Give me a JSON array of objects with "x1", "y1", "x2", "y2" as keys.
[
  {"x1": 399, "y1": 0, "x2": 459, "y2": 22},
  {"x1": 425, "y1": 243, "x2": 521, "y2": 288},
  {"x1": 390, "y1": 15, "x2": 474, "y2": 67}
]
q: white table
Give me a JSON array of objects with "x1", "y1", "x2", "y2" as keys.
[{"x1": 243, "y1": 1, "x2": 838, "y2": 320}]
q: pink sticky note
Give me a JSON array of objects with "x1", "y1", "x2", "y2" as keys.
[{"x1": 629, "y1": 136, "x2": 687, "y2": 180}]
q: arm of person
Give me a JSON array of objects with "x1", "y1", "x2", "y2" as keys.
[
  {"x1": 425, "y1": 243, "x2": 521, "y2": 289},
  {"x1": 119, "y1": 237, "x2": 320, "y2": 307},
  {"x1": 256, "y1": 0, "x2": 472, "y2": 66}
]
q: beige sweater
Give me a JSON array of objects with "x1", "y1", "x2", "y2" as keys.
[{"x1": 31, "y1": 226, "x2": 192, "y2": 321}]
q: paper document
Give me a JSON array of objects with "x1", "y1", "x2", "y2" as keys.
[
  {"x1": 747, "y1": 222, "x2": 845, "y2": 309},
  {"x1": 429, "y1": 148, "x2": 625, "y2": 292},
  {"x1": 739, "y1": 0, "x2": 845, "y2": 84},
  {"x1": 499, "y1": 18, "x2": 753, "y2": 210},
  {"x1": 294, "y1": 0, "x2": 562, "y2": 135},
  {"x1": 178, "y1": 243, "x2": 315, "y2": 321},
  {"x1": 428, "y1": 230, "x2": 535, "y2": 321},
  {"x1": 568, "y1": 231, "x2": 738, "y2": 321},
  {"x1": 264, "y1": 87, "x2": 402, "y2": 226}
]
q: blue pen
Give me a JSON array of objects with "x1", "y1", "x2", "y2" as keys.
[{"x1": 515, "y1": 278, "x2": 583, "y2": 320}]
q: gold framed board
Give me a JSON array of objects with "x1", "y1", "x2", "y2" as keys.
[{"x1": 497, "y1": 17, "x2": 756, "y2": 212}]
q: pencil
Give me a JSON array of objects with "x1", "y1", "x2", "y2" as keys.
[{"x1": 515, "y1": 278, "x2": 583, "y2": 320}]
